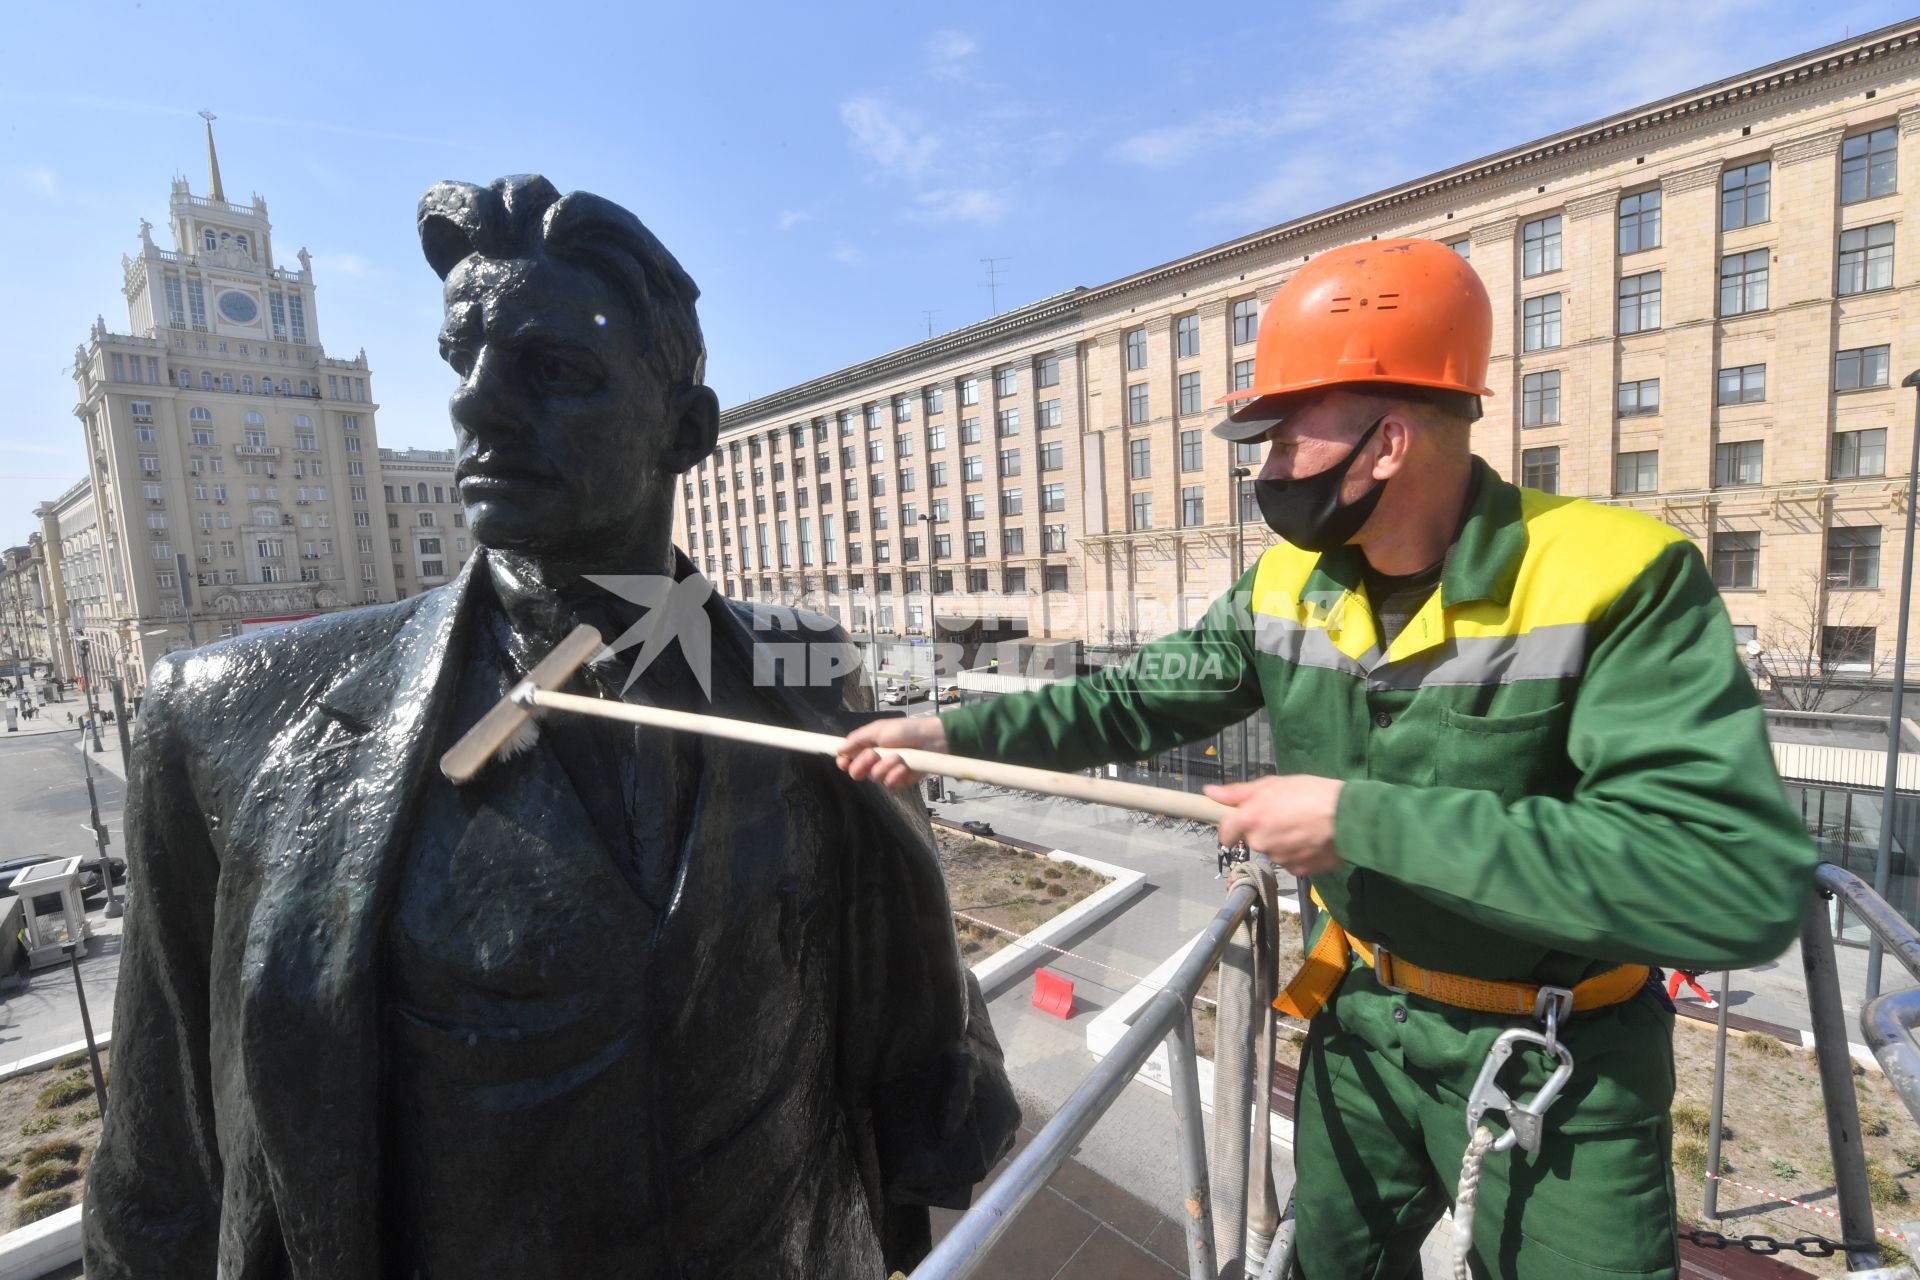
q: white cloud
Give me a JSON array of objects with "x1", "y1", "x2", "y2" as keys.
[
  {"x1": 16, "y1": 167, "x2": 57, "y2": 198},
  {"x1": 776, "y1": 209, "x2": 812, "y2": 231},
  {"x1": 840, "y1": 98, "x2": 939, "y2": 178},
  {"x1": 831, "y1": 243, "x2": 864, "y2": 266},
  {"x1": 927, "y1": 29, "x2": 978, "y2": 81},
  {"x1": 905, "y1": 188, "x2": 1010, "y2": 226},
  {"x1": 312, "y1": 250, "x2": 374, "y2": 280},
  {"x1": 1114, "y1": 103, "x2": 1328, "y2": 168}
]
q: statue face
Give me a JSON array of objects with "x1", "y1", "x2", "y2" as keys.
[{"x1": 440, "y1": 257, "x2": 692, "y2": 561}]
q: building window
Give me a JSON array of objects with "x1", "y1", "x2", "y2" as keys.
[
  {"x1": 1617, "y1": 379, "x2": 1660, "y2": 417},
  {"x1": 1841, "y1": 126, "x2": 1898, "y2": 204},
  {"x1": 1618, "y1": 189, "x2": 1661, "y2": 254},
  {"x1": 928, "y1": 386, "x2": 945, "y2": 414},
  {"x1": 1124, "y1": 327, "x2": 1148, "y2": 371},
  {"x1": 997, "y1": 408, "x2": 1020, "y2": 437},
  {"x1": 961, "y1": 377, "x2": 979, "y2": 407},
  {"x1": 1721, "y1": 160, "x2": 1771, "y2": 230},
  {"x1": 1232, "y1": 359, "x2": 1255, "y2": 392},
  {"x1": 1711, "y1": 531, "x2": 1759, "y2": 589},
  {"x1": 1181, "y1": 485, "x2": 1205, "y2": 527},
  {"x1": 961, "y1": 417, "x2": 981, "y2": 444},
  {"x1": 1127, "y1": 383, "x2": 1150, "y2": 424},
  {"x1": 894, "y1": 394, "x2": 912, "y2": 423},
  {"x1": 1828, "y1": 526, "x2": 1882, "y2": 589},
  {"x1": 1038, "y1": 398, "x2": 1062, "y2": 428},
  {"x1": 1129, "y1": 438, "x2": 1151, "y2": 479},
  {"x1": 1043, "y1": 565, "x2": 1068, "y2": 592},
  {"x1": 962, "y1": 455, "x2": 983, "y2": 482},
  {"x1": 1522, "y1": 295, "x2": 1561, "y2": 351},
  {"x1": 967, "y1": 568, "x2": 988, "y2": 592},
  {"x1": 1615, "y1": 450, "x2": 1659, "y2": 495},
  {"x1": 1836, "y1": 344, "x2": 1891, "y2": 392},
  {"x1": 1522, "y1": 214, "x2": 1562, "y2": 276},
  {"x1": 1521, "y1": 446, "x2": 1559, "y2": 494},
  {"x1": 1521, "y1": 371, "x2": 1560, "y2": 427},
  {"x1": 1042, "y1": 483, "x2": 1066, "y2": 513},
  {"x1": 1716, "y1": 364, "x2": 1766, "y2": 405},
  {"x1": 1236, "y1": 441, "x2": 1263, "y2": 465},
  {"x1": 1130, "y1": 491, "x2": 1153, "y2": 530},
  {"x1": 1231, "y1": 297, "x2": 1260, "y2": 346},
  {"x1": 1838, "y1": 222, "x2": 1895, "y2": 295},
  {"x1": 998, "y1": 448, "x2": 1020, "y2": 477},
  {"x1": 994, "y1": 366, "x2": 1017, "y2": 398},
  {"x1": 1832, "y1": 427, "x2": 1888, "y2": 479},
  {"x1": 1180, "y1": 430, "x2": 1203, "y2": 471},
  {"x1": 1001, "y1": 488, "x2": 1024, "y2": 516},
  {"x1": 966, "y1": 531, "x2": 986, "y2": 557},
  {"x1": 1713, "y1": 439, "x2": 1764, "y2": 487},
  {"x1": 1175, "y1": 313, "x2": 1201, "y2": 359},
  {"x1": 1178, "y1": 371, "x2": 1202, "y2": 415},
  {"x1": 1719, "y1": 250, "x2": 1770, "y2": 315},
  {"x1": 1617, "y1": 271, "x2": 1661, "y2": 334},
  {"x1": 1004, "y1": 529, "x2": 1025, "y2": 555},
  {"x1": 964, "y1": 494, "x2": 985, "y2": 519},
  {"x1": 1036, "y1": 355, "x2": 1060, "y2": 388},
  {"x1": 1823, "y1": 625, "x2": 1877, "y2": 669},
  {"x1": 930, "y1": 461, "x2": 948, "y2": 487}
]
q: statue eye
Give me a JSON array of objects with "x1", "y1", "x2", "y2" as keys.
[{"x1": 530, "y1": 350, "x2": 596, "y2": 392}]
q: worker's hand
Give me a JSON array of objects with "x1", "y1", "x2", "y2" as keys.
[
  {"x1": 838, "y1": 717, "x2": 949, "y2": 789},
  {"x1": 1205, "y1": 776, "x2": 1344, "y2": 877}
]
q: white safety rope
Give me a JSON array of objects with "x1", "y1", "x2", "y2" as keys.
[{"x1": 1451, "y1": 1122, "x2": 1498, "y2": 1280}]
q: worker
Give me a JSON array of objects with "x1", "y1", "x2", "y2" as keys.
[{"x1": 840, "y1": 238, "x2": 1818, "y2": 1280}]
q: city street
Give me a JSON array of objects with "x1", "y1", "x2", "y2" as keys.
[{"x1": 0, "y1": 722, "x2": 125, "y2": 1064}]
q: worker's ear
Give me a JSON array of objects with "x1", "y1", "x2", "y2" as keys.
[{"x1": 1372, "y1": 411, "x2": 1416, "y2": 481}]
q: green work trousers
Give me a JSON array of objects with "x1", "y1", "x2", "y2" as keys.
[{"x1": 1291, "y1": 964, "x2": 1679, "y2": 1279}]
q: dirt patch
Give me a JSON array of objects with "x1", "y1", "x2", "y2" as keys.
[
  {"x1": 935, "y1": 829, "x2": 1111, "y2": 964},
  {"x1": 0, "y1": 1049, "x2": 107, "y2": 1230}
]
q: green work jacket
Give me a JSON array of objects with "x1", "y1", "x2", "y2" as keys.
[{"x1": 943, "y1": 458, "x2": 1818, "y2": 989}]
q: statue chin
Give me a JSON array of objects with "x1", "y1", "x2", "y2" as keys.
[{"x1": 465, "y1": 496, "x2": 575, "y2": 558}]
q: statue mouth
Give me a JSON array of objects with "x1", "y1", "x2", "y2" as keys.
[{"x1": 459, "y1": 465, "x2": 564, "y2": 493}]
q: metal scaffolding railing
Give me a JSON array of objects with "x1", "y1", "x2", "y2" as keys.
[{"x1": 916, "y1": 861, "x2": 1920, "y2": 1280}]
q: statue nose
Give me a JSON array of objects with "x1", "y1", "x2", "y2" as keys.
[{"x1": 450, "y1": 353, "x2": 529, "y2": 441}]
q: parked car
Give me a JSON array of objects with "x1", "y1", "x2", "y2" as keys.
[
  {"x1": 937, "y1": 686, "x2": 961, "y2": 705},
  {"x1": 883, "y1": 685, "x2": 929, "y2": 706},
  {"x1": 0, "y1": 854, "x2": 119, "y2": 899}
]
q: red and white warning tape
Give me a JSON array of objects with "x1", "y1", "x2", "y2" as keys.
[{"x1": 1704, "y1": 1171, "x2": 1909, "y2": 1241}]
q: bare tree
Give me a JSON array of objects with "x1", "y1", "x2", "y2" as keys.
[{"x1": 1748, "y1": 567, "x2": 1891, "y2": 712}]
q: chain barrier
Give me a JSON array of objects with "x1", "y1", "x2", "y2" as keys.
[{"x1": 1678, "y1": 1225, "x2": 1879, "y2": 1258}]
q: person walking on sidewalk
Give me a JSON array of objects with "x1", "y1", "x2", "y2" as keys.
[
  {"x1": 1667, "y1": 968, "x2": 1719, "y2": 1009},
  {"x1": 840, "y1": 238, "x2": 1818, "y2": 1280}
]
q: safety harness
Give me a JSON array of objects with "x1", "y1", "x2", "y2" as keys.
[{"x1": 1273, "y1": 889, "x2": 1652, "y2": 1280}]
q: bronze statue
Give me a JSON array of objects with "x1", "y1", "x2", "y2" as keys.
[{"x1": 83, "y1": 174, "x2": 1017, "y2": 1278}]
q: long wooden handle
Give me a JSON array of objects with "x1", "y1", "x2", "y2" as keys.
[
  {"x1": 523, "y1": 688, "x2": 1230, "y2": 825},
  {"x1": 438, "y1": 625, "x2": 607, "y2": 783}
]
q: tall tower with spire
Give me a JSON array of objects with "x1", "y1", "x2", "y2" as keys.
[{"x1": 61, "y1": 118, "x2": 395, "y2": 696}]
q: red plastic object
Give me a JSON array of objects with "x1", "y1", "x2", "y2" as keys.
[{"x1": 1033, "y1": 968, "x2": 1075, "y2": 1019}]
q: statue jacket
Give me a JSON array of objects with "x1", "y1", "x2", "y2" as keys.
[{"x1": 82, "y1": 552, "x2": 1018, "y2": 1278}]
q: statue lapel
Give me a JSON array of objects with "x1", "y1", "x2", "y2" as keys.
[{"x1": 235, "y1": 555, "x2": 479, "y2": 1277}]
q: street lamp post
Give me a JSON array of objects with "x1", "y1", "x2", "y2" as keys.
[
  {"x1": 1231, "y1": 464, "x2": 1252, "y2": 783},
  {"x1": 921, "y1": 512, "x2": 942, "y2": 802},
  {"x1": 1865, "y1": 370, "x2": 1920, "y2": 998},
  {"x1": 74, "y1": 636, "x2": 102, "y2": 754}
]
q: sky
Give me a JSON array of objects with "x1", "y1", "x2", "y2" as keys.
[{"x1": 0, "y1": 0, "x2": 1913, "y2": 538}]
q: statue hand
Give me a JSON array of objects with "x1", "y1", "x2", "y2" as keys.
[{"x1": 838, "y1": 717, "x2": 947, "y2": 789}]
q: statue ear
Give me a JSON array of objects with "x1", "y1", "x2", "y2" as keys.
[{"x1": 665, "y1": 384, "x2": 720, "y2": 473}]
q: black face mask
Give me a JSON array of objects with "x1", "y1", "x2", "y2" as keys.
[{"x1": 1253, "y1": 416, "x2": 1387, "y2": 552}]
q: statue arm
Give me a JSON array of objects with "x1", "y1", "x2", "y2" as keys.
[{"x1": 82, "y1": 656, "x2": 223, "y2": 1277}]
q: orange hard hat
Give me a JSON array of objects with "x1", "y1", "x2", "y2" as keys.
[{"x1": 1214, "y1": 238, "x2": 1493, "y2": 440}]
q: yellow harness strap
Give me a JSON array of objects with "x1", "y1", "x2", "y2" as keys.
[{"x1": 1276, "y1": 891, "x2": 1650, "y2": 1020}]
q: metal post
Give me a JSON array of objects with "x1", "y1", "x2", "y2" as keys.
[
  {"x1": 108, "y1": 675, "x2": 133, "y2": 773},
  {"x1": 1703, "y1": 969, "x2": 1733, "y2": 1219},
  {"x1": 922, "y1": 513, "x2": 942, "y2": 802},
  {"x1": 75, "y1": 637, "x2": 102, "y2": 753},
  {"x1": 76, "y1": 727, "x2": 121, "y2": 919},
  {"x1": 1868, "y1": 370, "x2": 1920, "y2": 999},
  {"x1": 1166, "y1": 1011, "x2": 1219, "y2": 1280},
  {"x1": 1800, "y1": 889, "x2": 1883, "y2": 1271},
  {"x1": 64, "y1": 943, "x2": 107, "y2": 1115},
  {"x1": 1231, "y1": 465, "x2": 1251, "y2": 784}
]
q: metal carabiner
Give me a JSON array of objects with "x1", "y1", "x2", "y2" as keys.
[{"x1": 1464, "y1": 1027, "x2": 1576, "y2": 1154}]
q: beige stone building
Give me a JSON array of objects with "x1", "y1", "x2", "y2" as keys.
[
  {"x1": 678, "y1": 20, "x2": 1920, "y2": 696},
  {"x1": 380, "y1": 447, "x2": 475, "y2": 599},
  {"x1": 64, "y1": 121, "x2": 394, "y2": 695}
]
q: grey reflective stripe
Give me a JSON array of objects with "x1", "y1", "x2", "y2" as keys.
[
  {"x1": 1366, "y1": 622, "x2": 1589, "y2": 692},
  {"x1": 1254, "y1": 613, "x2": 1378, "y2": 679}
]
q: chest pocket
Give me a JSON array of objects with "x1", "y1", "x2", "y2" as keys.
[{"x1": 1435, "y1": 700, "x2": 1569, "y2": 805}]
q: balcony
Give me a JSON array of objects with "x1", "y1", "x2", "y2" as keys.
[{"x1": 235, "y1": 444, "x2": 282, "y2": 459}]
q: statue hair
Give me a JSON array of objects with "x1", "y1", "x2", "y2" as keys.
[{"x1": 417, "y1": 174, "x2": 707, "y2": 384}]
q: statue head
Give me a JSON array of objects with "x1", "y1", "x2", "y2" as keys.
[{"x1": 418, "y1": 175, "x2": 719, "y2": 566}]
